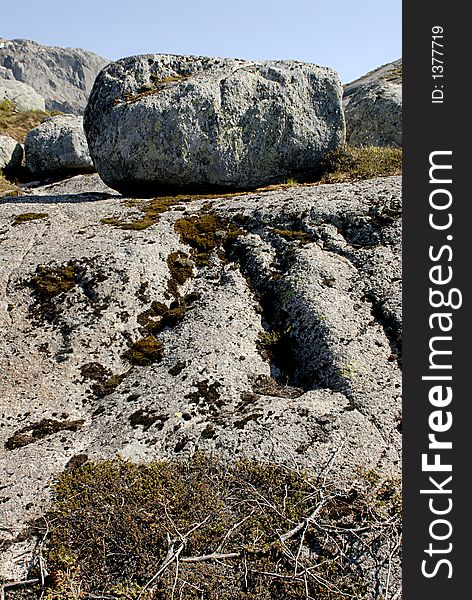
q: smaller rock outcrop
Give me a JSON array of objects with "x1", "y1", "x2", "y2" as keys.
[
  {"x1": 343, "y1": 60, "x2": 402, "y2": 147},
  {"x1": 0, "y1": 79, "x2": 46, "y2": 111},
  {"x1": 84, "y1": 54, "x2": 345, "y2": 194},
  {"x1": 25, "y1": 115, "x2": 94, "y2": 177},
  {"x1": 0, "y1": 134, "x2": 22, "y2": 171}
]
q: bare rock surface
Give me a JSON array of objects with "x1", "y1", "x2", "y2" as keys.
[
  {"x1": 0, "y1": 38, "x2": 108, "y2": 114},
  {"x1": 343, "y1": 59, "x2": 402, "y2": 147},
  {"x1": 0, "y1": 79, "x2": 45, "y2": 111},
  {"x1": 0, "y1": 175, "x2": 401, "y2": 580},
  {"x1": 25, "y1": 115, "x2": 94, "y2": 177},
  {"x1": 84, "y1": 54, "x2": 345, "y2": 193}
]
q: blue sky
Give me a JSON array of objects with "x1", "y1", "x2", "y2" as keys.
[{"x1": 2, "y1": 1, "x2": 401, "y2": 83}]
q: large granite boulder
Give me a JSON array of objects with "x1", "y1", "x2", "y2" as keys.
[
  {"x1": 0, "y1": 134, "x2": 23, "y2": 171},
  {"x1": 343, "y1": 59, "x2": 402, "y2": 147},
  {"x1": 0, "y1": 38, "x2": 108, "y2": 114},
  {"x1": 84, "y1": 54, "x2": 345, "y2": 194},
  {"x1": 0, "y1": 79, "x2": 45, "y2": 111},
  {"x1": 25, "y1": 114, "x2": 94, "y2": 177}
]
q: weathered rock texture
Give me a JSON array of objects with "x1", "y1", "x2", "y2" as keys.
[
  {"x1": 0, "y1": 134, "x2": 22, "y2": 171},
  {"x1": 25, "y1": 115, "x2": 94, "y2": 177},
  {"x1": 343, "y1": 59, "x2": 402, "y2": 147},
  {"x1": 0, "y1": 174, "x2": 401, "y2": 580},
  {"x1": 0, "y1": 79, "x2": 45, "y2": 111},
  {"x1": 84, "y1": 54, "x2": 345, "y2": 193},
  {"x1": 0, "y1": 38, "x2": 108, "y2": 114}
]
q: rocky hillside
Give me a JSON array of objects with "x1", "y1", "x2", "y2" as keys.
[
  {"x1": 343, "y1": 59, "x2": 402, "y2": 147},
  {"x1": 343, "y1": 59, "x2": 402, "y2": 102},
  {"x1": 0, "y1": 38, "x2": 108, "y2": 113}
]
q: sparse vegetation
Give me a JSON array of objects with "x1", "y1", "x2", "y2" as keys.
[
  {"x1": 174, "y1": 213, "x2": 243, "y2": 264},
  {"x1": 319, "y1": 145, "x2": 402, "y2": 184},
  {"x1": 149, "y1": 73, "x2": 192, "y2": 85},
  {"x1": 0, "y1": 99, "x2": 58, "y2": 143},
  {"x1": 29, "y1": 454, "x2": 401, "y2": 599},
  {"x1": 271, "y1": 228, "x2": 311, "y2": 242},
  {"x1": 0, "y1": 169, "x2": 22, "y2": 196}
]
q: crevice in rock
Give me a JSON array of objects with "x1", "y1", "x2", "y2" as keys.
[
  {"x1": 230, "y1": 235, "x2": 353, "y2": 396},
  {"x1": 364, "y1": 289, "x2": 402, "y2": 367}
]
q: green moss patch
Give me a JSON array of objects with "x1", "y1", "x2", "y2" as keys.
[
  {"x1": 39, "y1": 454, "x2": 401, "y2": 599},
  {"x1": 100, "y1": 197, "x2": 180, "y2": 230},
  {"x1": 319, "y1": 145, "x2": 402, "y2": 184},
  {"x1": 12, "y1": 212, "x2": 48, "y2": 226},
  {"x1": 122, "y1": 335, "x2": 165, "y2": 366},
  {"x1": 175, "y1": 213, "x2": 243, "y2": 265},
  {"x1": 272, "y1": 228, "x2": 311, "y2": 242},
  {"x1": 167, "y1": 251, "x2": 193, "y2": 286},
  {"x1": 30, "y1": 263, "x2": 78, "y2": 300}
]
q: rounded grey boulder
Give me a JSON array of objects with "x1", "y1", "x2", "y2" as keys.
[
  {"x1": 84, "y1": 54, "x2": 345, "y2": 194},
  {"x1": 25, "y1": 115, "x2": 94, "y2": 177},
  {"x1": 0, "y1": 134, "x2": 23, "y2": 171},
  {"x1": 344, "y1": 81, "x2": 402, "y2": 147},
  {"x1": 0, "y1": 79, "x2": 46, "y2": 111}
]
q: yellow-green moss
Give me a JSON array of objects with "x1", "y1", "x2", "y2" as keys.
[
  {"x1": 13, "y1": 212, "x2": 48, "y2": 226},
  {"x1": 122, "y1": 335, "x2": 164, "y2": 366},
  {"x1": 30, "y1": 263, "x2": 78, "y2": 299},
  {"x1": 272, "y1": 228, "x2": 311, "y2": 242},
  {"x1": 40, "y1": 454, "x2": 401, "y2": 599},
  {"x1": 174, "y1": 213, "x2": 243, "y2": 265}
]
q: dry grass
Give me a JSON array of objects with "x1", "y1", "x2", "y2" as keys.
[
  {"x1": 18, "y1": 454, "x2": 402, "y2": 599},
  {"x1": 319, "y1": 145, "x2": 402, "y2": 184},
  {"x1": 0, "y1": 171, "x2": 22, "y2": 196},
  {"x1": 0, "y1": 99, "x2": 58, "y2": 143}
]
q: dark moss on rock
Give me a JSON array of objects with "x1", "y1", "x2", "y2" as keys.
[
  {"x1": 30, "y1": 263, "x2": 78, "y2": 299},
  {"x1": 128, "y1": 409, "x2": 169, "y2": 431},
  {"x1": 174, "y1": 213, "x2": 243, "y2": 264},
  {"x1": 80, "y1": 362, "x2": 129, "y2": 398},
  {"x1": 122, "y1": 335, "x2": 164, "y2": 366},
  {"x1": 5, "y1": 418, "x2": 84, "y2": 450}
]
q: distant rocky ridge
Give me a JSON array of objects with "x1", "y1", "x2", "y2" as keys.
[
  {"x1": 343, "y1": 59, "x2": 402, "y2": 148},
  {"x1": 0, "y1": 38, "x2": 108, "y2": 114},
  {"x1": 343, "y1": 59, "x2": 402, "y2": 103}
]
